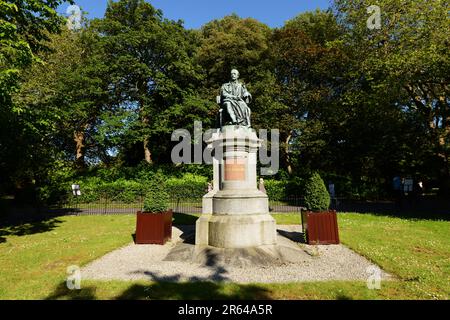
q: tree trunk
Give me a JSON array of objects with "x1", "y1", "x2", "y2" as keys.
[
  {"x1": 285, "y1": 132, "x2": 293, "y2": 175},
  {"x1": 74, "y1": 130, "x2": 86, "y2": 168},
  {"x1": 143, "y1": 136, "x2": 152, "y2": 164},
  {"x1": 141, "y1": 112, "x2": 152, "y2": 164}
]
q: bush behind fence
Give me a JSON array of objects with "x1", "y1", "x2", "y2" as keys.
[{"x1": 63, "y1": 178, "x2": 305, "y2": 204}]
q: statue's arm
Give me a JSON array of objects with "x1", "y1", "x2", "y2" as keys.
[
  {"x1": 221, "y1": 85, "x2": 238, "y2": 101},
  {"x1": 242, "y1": 84, "x2": 252, "y2": 103}
]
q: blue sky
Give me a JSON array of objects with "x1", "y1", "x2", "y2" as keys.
[{"x1": 59, "y1": 0, "x2": 331, "y2": 29}]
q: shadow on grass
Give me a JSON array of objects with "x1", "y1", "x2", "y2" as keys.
[
  {"x1": 45, "y1": 282, "x2": 98, "y2": 300},
  {"x1": 117, "y1": 281, "x2": 272, "y2": 300},
  {"x1": 334, "y1": 197, "x2": 449, "y2": 221},
  {"x1": 336, "y1": 294, "x2": 353, "y2": 300},
  {"x1": 0, "y1": 217, "x2": 64, "y2": 243},
  {"x1": 0, "y1": 198, "x2": 67, "y2": 242},
  {"x1": 46, "y1": 280, "x2": 272, "y2": 300}
]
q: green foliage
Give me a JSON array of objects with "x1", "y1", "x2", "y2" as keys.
[
  {"x1": 67, "y1": 170, "x2": 209, "y2": 205},
  {"x1": 143, "y1": 178, "x2": 170, "y2": 213},
  {"x1": 333, "y1": 0, "x2": 450, "y2": 192},
  {"x1": 35, "y1": 161, "x2": 76, "y2": 205},
  {"x1": 71, "y1": 178, "x2": 143, "y2": 204},
  {"x1": 197, "y1": 14, "x2": 272, "y2": 86},
  {"x1": 0, "y1": 0, "x2": 75, "y2": 200},
  {"x1": 304, "y1": 172, "x2": 330, "y2": 212},
  {"x1": 264, "y1": 180, "x2": 286, "y2": 201},
  {"x1": 92, "y1": 0, "x2": 205, "y2": 165},
  {"x1": 2, "y1": 0, "x2": 449, "y2": 206},
  {"x1": 263, "y1": 178, "x2": 305, "y2": 201},
  {"x1": 166, "y1": 173, "x2": 209, "y2": 199},
  {"x1": 0, "y1": 0, "x2": 69, "y2": 104}
]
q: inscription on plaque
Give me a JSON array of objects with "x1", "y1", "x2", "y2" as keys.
[{"x1": 224, "y1": 158, "x2": 246, "y2": 181}]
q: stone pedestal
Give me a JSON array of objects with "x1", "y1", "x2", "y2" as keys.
[
  {"x1": 202, "y1": 147, "x2": 220, "y2": 214},
  {"x1": 196, "y1": 126, "x2": 277, "y2": 248}
]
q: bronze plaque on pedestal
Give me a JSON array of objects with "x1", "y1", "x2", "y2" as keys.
[{"x1": 224, "y1": 158, "x2": 246, "y2": 181}]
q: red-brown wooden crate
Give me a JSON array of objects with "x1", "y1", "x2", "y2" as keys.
[
  {"x1": 135, "y1": 210, "x2": 172, "y2": 245},
  {"x1": 303, "y1": 210, "x2": 339, "y2": 245}
]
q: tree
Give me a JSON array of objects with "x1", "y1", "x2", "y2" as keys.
[
  {"x1": 195, "y1": 15, "x2": 298, "y2": 174},
  {"x1": 92, "y1": 0, "x2": 203, "y2": 164},
  {"x1": 0, "y1": 0, "x2": 72, "y2": 199},
  {"x1": 196, "y1": 14, "x2": 272, "y2": 86},
  {"x1": 333, "y1": 0, "x2": 450, "y2": 194},
  {"x1": 0, "y1": 0, "x2": 70, "y2": 105},
  {"x1": 15, "y1": 27, "x2": 111, "y2": 170},
  {"x1": 271, "y1": 10, "x2": 348, "y2": 175}
]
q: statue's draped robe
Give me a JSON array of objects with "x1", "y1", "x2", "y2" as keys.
[{"x1": 220, "y1": 81, "x2": 252, "y2": 126}]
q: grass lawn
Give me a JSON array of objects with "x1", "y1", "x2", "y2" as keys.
[{"x1": 0, "y1": 212, "x2": 448, "y2": 300}]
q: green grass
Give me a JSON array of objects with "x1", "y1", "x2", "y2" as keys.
[
  {"x1": 338, "y1": 213, "x2": 450, "y2": 300},
  {"x1": 0, "y1": 215, "x2": 135, "y2": 299},
  {"x1": 0, "y1": 212, "x2": 448, "y2": 300},
  {"x1": 271, "y1": 213, "x2": 302, "y2": 225}
]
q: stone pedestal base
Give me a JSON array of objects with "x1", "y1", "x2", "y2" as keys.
[
  {"x1": 212, "y1": 189, "x2": 268, "y2": 215},
  {"x1": 195, "y1": 214, "x2": 277, "y2": 248},
  {"x1": 197, "y1": 125, "x2": 277, "y2": 249},
  {"x1": 202, "y1": 191, "x2": 217, "y2": 214}
]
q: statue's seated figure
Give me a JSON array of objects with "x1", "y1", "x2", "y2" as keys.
[{"x1": 217, "y1": 69, "x2": 252, "y2": 128}]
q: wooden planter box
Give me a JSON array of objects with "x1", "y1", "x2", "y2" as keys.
[
  {"x1": 135, "y1": 210, "x2": 173, "y2": 245},
  {"x1": 301, "y1": 210, "x2": 340, "y2": 245}
]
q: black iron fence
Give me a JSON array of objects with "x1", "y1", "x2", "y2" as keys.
[
  {"x1": 46, "y1": 190, "x2": 449, "y2": 217},
  {"x1": 50, "y1": 191, "x2": 308, "y2": 216}
]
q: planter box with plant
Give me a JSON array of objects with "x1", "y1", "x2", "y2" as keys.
[
  {"x1": 136, "y1": 181, "x2": 172, "y2": 245},
  {"x1": 301, "y1": 172, "x2": 339, "y2": 245}
]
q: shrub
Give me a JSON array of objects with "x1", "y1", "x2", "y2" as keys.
[
  {"x1": 166, "y1": 173, "x2": 208, "y2": 199},
  {"x1": 285, "y1": 177, "x2": 305, "y2": 197},
  {"x1": 72, "y1": 177, "x2": 104, "y2": 203},
  {"x1": 143, "y1": 179, "x2": 170, "y2": 213},
  {"x1": 304, "y1": 172, "x2": 330, "y2": 212},
  {"x1": 264, "y1": 180, "x2": 286, "y2": 201},
  {"x1": 69, "y1": 178, "x2": 144, "y2": 203},
  {"x1": 108, "y1": 180, "x2": 143, "y2": 203},
  {"x1": 263, "y1": 178, "x2": 305, "y2": 201},
  {"x1": 35, "y1": 161, "x2": 76, "y2": 205}
]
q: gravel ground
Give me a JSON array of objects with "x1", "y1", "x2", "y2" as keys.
[{"x1": 81, "y1": 225, "x2": 393, "y2": 283}]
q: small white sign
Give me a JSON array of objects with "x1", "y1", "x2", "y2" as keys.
[{"x1": 72, "y1": 184, "x2": 81, "y2": 196}]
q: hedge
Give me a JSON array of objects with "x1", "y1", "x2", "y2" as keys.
[
  {"x1": 69, "y1": 174, "x2": 209, "y2": 203},
  {"x1": 264, "y1": 178, "x2": 305, "y2": 201},
  {"x1": 66, "y1": 174, "x2": 305, "y2": 204}
]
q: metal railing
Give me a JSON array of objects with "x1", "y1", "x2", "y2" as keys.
[
  {"x1": 50, "y1": 193, "x2": 306, "y2": 216},
  {"x1": 48, "y1": 189, "x2": 448, "y2": 217}
]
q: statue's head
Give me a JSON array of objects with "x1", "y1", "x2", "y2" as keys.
[{"x1": 230, "y1": 69, "x2": 239, "y2": 81}]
